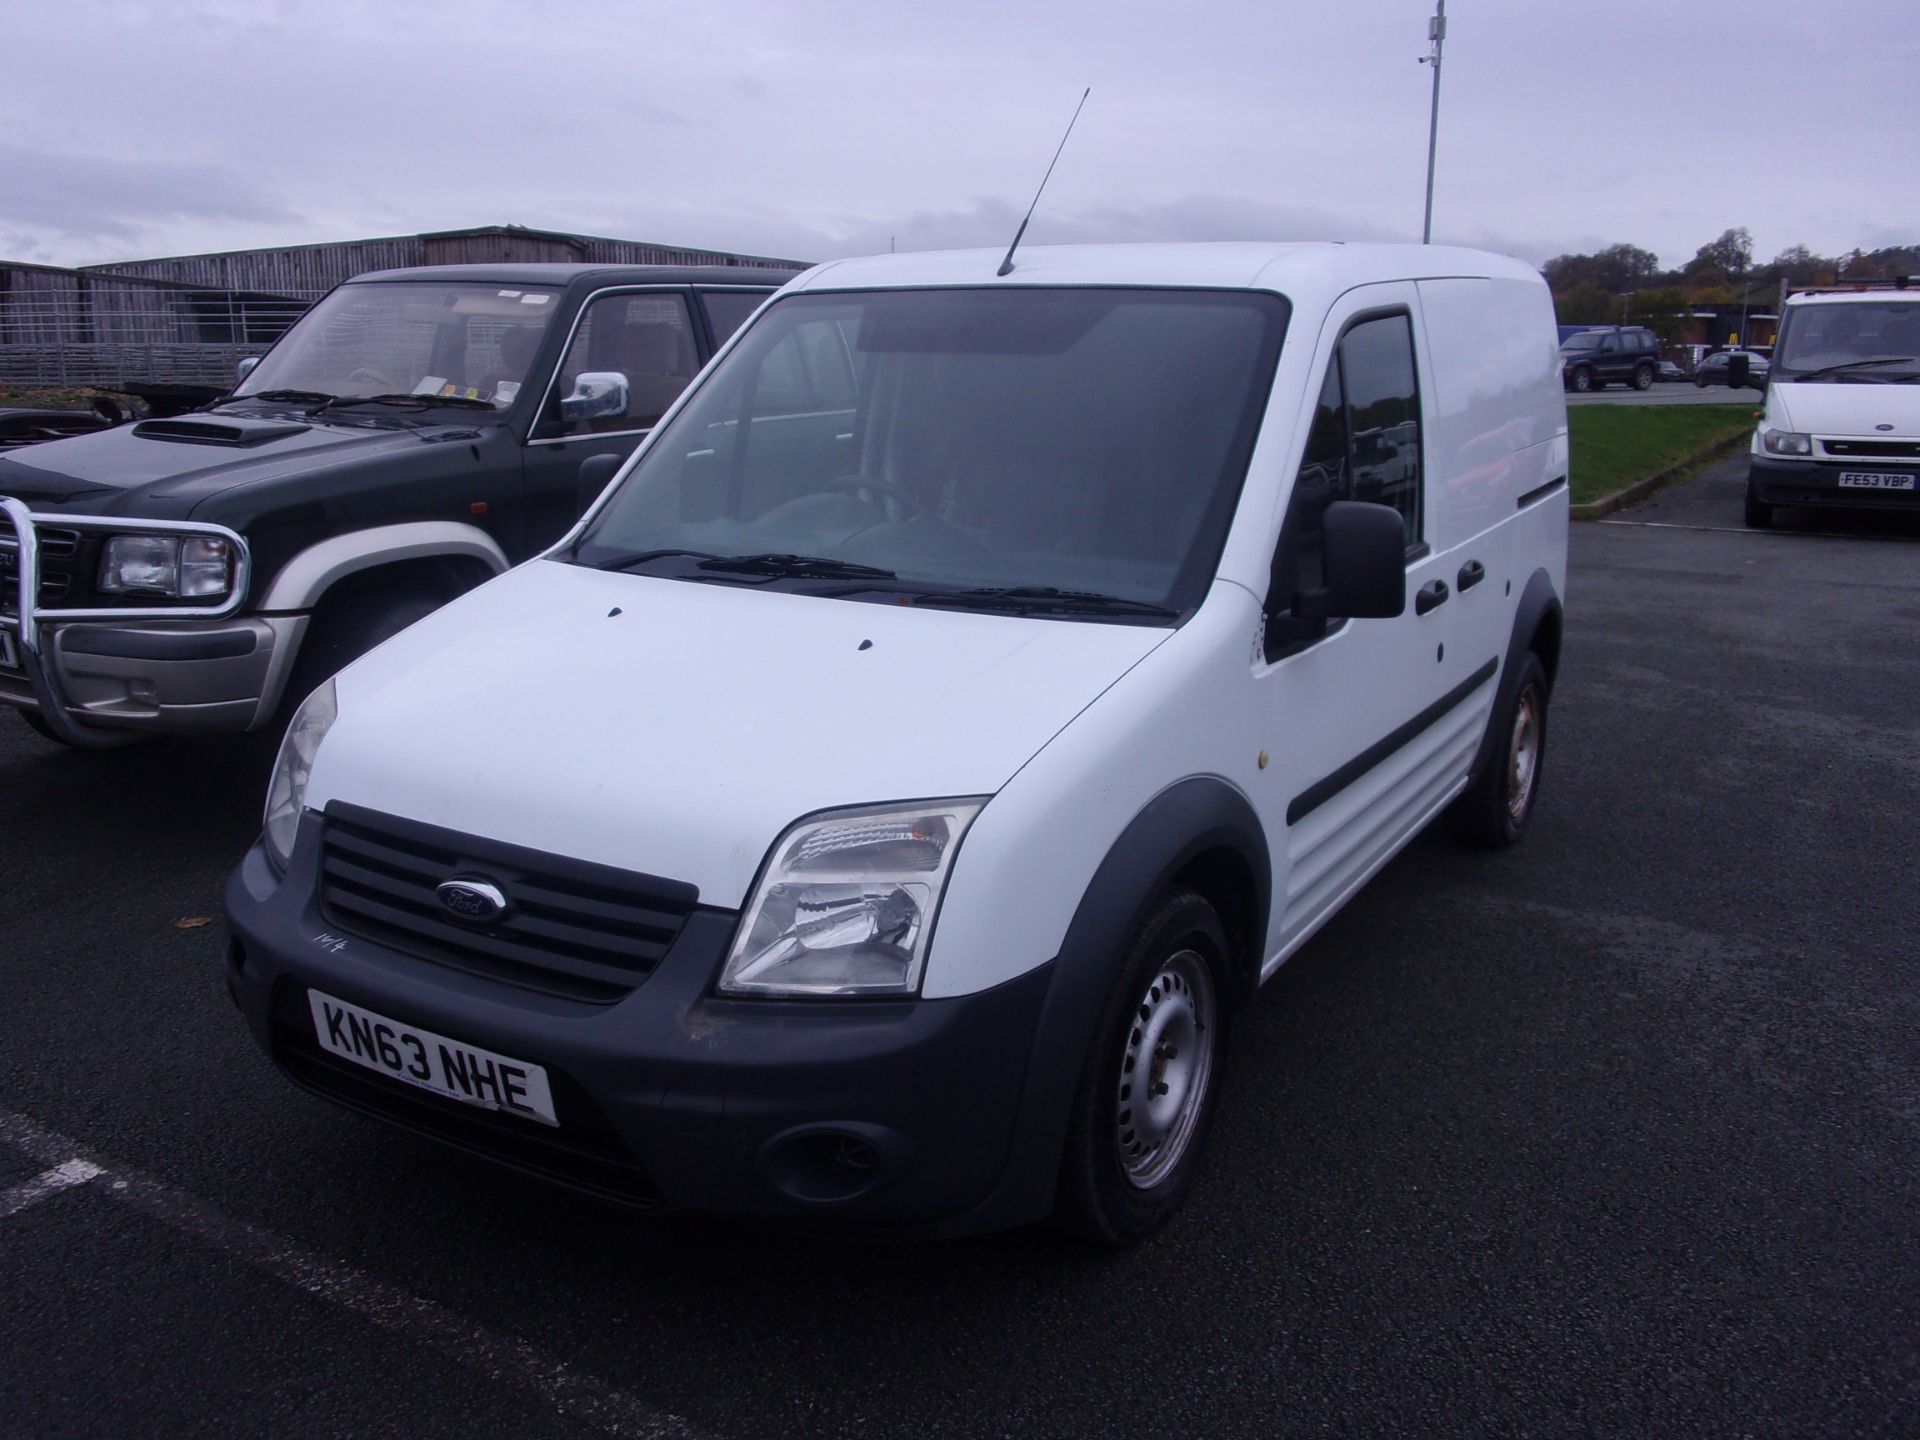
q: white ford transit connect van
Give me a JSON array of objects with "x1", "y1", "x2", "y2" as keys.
[{"x1": 224, "y1": 243, "x2": 1569, "y2": 1242}]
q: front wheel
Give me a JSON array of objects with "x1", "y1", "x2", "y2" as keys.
[
  {"x1": 1055, "y1": 891, "x2": 1231, "y2": 1246},
  {"x1": 278, "y1": 586, "x2": 443, "y2": 723},
  {"x1": 1568, "y1": 367, "x2": 1592, "y2": 394},
  {"x1": 1744, "y1": 487, "x2": 1775, "y2": 529},
  {"x1": 1448, "y1": 652, "x2": 1549, "y2": 848}
]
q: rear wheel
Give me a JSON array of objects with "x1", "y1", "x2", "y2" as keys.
[
  {"x1": 1448, "y1": 652, "x2": 1549, "y2": 848},
  {"x1": 1632, "y1": 364, "x2": 1654, "y2": 390},
  {"x1": 1055, "y1": 891, "x2": 1231, "y2": 1246}
]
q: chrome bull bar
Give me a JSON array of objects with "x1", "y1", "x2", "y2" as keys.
[{"x1": 0, "y1": 495, "x2": 251, "y2": 748}]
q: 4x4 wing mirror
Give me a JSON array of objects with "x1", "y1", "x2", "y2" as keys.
[
  {"x1": 1293, "y1": 500, "x2": 1408, "y2": 620},
  {"x1": 560, "y1": 371, "x2": 630, "y2": 423}
]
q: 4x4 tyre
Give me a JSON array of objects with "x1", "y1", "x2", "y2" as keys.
[
  {"x1": 1632, "y1": 363, "x2": 1655, "y2": 390},
  {"x1": 1567, "y1": 367, "x2": 1593, "y2": 393}
]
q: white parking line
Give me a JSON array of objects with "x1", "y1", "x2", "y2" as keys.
[
  {"x1": 0, "y1": 1158, "x2": 103, "y2": 1219},
  {"x1": 0, "y1": 1109, "x2": 710, "y2": 1440}
]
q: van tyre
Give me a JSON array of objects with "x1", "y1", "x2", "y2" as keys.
[
  {"x1": 1448, "y1": 651, "x2": 1549, "y2": 848},
  {"x1": 1743, "y1": 488, "x2": 1775, "y2": 529},
  {"x1": 1055, "y1": 890, "x2": 1230, "y2": 1246}
]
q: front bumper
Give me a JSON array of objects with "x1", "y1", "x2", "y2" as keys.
[
  {"x1": 0, "y1": 496, "x2": 284, "y2": 743},
  {"x1": 223, "y1": 813, "x2": 1060, "y2": 1235},
  {"x1": 1748, "y1": 456, "x2": 1920, "y2": 514}
]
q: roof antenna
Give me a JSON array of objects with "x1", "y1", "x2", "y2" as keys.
[{"x1": 997, "y1": 87, "x2": 1090, "y2": 277}]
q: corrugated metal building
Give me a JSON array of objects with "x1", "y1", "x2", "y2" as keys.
[{"x1": 0, "y1": 225, "x2": 810, "y2": 391}]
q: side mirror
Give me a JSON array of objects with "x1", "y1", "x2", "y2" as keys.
[
  {"x1": 559, "y1": 371, "x2": 629, "y2": 424},
  {"x1": 1728, "y1": 353, "x2": 1751, "y2": 389},
  {"x1": 235, "y1": 356, "x2": 260, "y2": 384},
  {"x1": 1293, "y1": 501, "x2": 1407, "y2": 620},
  {"x1": 576, "y1": 452, "x2": 624, "y2": 513}
]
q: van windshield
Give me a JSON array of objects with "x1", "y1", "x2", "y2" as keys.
[
  {"x1": 1773, "y1": 302, "x2": 1920, "y2": 381},
  {"x1": 569, "y1": 287, "x2": 1289, "y2": 618}
]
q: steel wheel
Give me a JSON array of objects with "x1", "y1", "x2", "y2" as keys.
[
  {"x1": 1506, "y1": 682, "x2": 1543, "y2": 823},
  {"x1": 1115, "y1": 948, "x2": 1216, "y2": 1190}
]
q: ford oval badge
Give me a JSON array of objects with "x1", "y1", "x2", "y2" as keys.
[{"x1": 436, "y1": 878, "x2": 508, "y2": 922}]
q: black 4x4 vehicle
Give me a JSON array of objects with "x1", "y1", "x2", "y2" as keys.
[
  {"x1": 0, "y1": 263, "x2": 795, "y2": 746},
  {"x1": 1559, "y1": 325, "x2": 1660, "y2": 392}
]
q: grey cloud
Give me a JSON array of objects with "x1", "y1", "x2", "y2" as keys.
[{"x1": 0, "y1": 143, "x2": 300, "y2": 255}]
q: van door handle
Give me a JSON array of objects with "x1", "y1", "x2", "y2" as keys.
[
  {"x1": 1457, "y1": 560, "x2": 1485, "y2": 591},
  {"x1": 1415, "y1": 580, "x2": 1449, "y2": 615}
]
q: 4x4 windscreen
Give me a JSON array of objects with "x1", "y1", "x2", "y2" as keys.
[
  {"x1": 1772, "y1": 302, "x2": 1920, "y2": 381},
  {"x1": 569, "y1": 287, "x2": 1289, "y2": 618},
  {"x1": 236, "y1": 282, "x2": 562, "y2": 407}
]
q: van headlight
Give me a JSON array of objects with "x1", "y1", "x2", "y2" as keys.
[
  {"x1": 1761, "y1": 428, "x2": 1812, "y2": 457},
  {"x1": 262, "y1": 679, "x2": 337, "y2": 872},
  {"x1": 99, "y1": 535, "x2": 235, "y2": 597},
  {"x1": 719, "y1": 799, "x2": 986, "y2": 997}
]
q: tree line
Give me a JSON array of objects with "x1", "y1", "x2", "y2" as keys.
[{"x1": 1545, "y1": 229, "x2": 1920, "y2": 338}]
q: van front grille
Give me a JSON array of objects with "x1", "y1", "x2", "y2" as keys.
[
  {"x1": 317, "y1": 803, "x2": 700, "y2": 1003},
  {"x1": 1823, "y1": 439, "x2": 1920, "y2": 459}
]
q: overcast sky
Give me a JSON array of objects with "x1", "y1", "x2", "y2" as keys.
[{"x1": 3, "y1": 0, "x2": 1914, "y2": 275}]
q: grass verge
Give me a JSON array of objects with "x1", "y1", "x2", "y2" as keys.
[{"x1": 1569, "y1": 404, "x2": 1756, "y2": 505}]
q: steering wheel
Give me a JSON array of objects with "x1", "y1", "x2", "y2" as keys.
[{"x1": 825, "y1": 474, "x2": 923, "y2": 518}]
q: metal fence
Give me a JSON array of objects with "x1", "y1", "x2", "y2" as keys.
[{"x1": 0, "y1": 285, "x2": 323, "y2": 389}]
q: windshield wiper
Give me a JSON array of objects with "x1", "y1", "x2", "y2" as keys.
[
  {"x1": 587, "y1": 547, "x2": 723, "y2": 573},
  {"x1": 324, "y1": 392, "x2": 498, "y2": 412},
  {"x1": 215, "y1": 389, "x2": 336, "y2": 408},
  {"x1": 1789, "y1": 356, "x2": 1920, "y2": 382},
  {"x1": 906, "y1": 585, "x2": 1178, "y2": 619},
  {"x1": 694, "y1": 553, "x2": 898, "y2": 581}
]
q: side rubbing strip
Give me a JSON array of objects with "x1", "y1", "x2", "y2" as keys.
[
  {"x1": 1287, "y1": 657, "x2": 1499, "y2": 827},
  {"x1": 1517, "y1": 476, "x2": 1567, "y2": 509}
]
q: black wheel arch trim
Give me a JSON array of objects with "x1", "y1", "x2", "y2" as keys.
[
  {"x1": 1465, "y1": 566, "x2": 1561, "y2": 792},
  {"x1": 944, "y1": 775, "x2": 1270, "y2": 1234}
]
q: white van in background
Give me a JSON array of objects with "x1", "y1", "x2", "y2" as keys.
[
  {"x1": 1745, "y1": 282, "x2": 1920, "y2": 528},
  {"x1": 224, "y1": 243, "x2": 1569, "y2": 1243}
]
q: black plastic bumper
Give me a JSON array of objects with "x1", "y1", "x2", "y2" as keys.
[
  {"x1": 222, "y1": 814, "x2": 1061, "y2": 1235},
  {"x1": 1748, "y1": 456, "x2": 1920, "y2": 513}
]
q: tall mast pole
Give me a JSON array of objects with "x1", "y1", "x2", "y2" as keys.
[{"x1": 1421, "y1": 0, "x2": 1447, "y2": 244}]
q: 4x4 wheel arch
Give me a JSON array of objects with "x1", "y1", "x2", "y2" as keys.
[
  {"x1": 256, "y1": 522, "x2": 509, "y2": 612},
  {"x1": 940, "y1": 777, "x2": 1270, "y2": 1237}
]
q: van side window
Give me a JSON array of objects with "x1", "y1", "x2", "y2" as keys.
[
  {"x1": 1339, "y1": 313, "x2": 1422, "y2": 547},
  {"x1": 1266, "y1": 313, "x2": 1423, "y2": 660}
]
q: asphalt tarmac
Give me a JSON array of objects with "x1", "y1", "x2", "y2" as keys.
[{"x1": 2, "y1": 454, "x2": 1915, "y2": 1437}]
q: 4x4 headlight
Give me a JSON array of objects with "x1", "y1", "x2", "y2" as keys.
[
  {"x1": 99, "y1": 534, "x2": 234, "y2": 597},
  {"x1": 1761, "y1": 428, "x2": 1812, "y2": 457},
  {"x1": 263, "y1": 678, "x2": 337, "y2": 872},
  {"x1": 719, "y1": 798, "x2": 986, "y2": 997}
]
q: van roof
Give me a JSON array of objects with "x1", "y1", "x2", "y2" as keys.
[
  {"x1": 787, "y1": 242, "x2": 1544, "y2": 302},
  {"x1": 1784, "y1": 288, "x2": 1920, "y2": 308}
]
